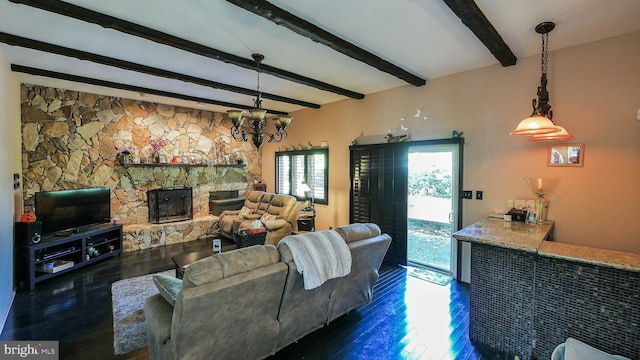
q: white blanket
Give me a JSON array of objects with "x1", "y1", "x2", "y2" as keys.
[
  {"x1": 554, "y1": 338, "x2": 631, "y2": 360},
  {"x1": 279, "y1": 230, "x2": 352, "y2": 290}
]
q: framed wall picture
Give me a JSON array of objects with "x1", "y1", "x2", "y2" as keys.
[{"x1": 548, "y1": 144, "x2": 584, "y2": 167}]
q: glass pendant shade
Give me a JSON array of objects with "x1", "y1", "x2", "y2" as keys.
[
  {"x1": 273, "y1": 116, "x2": 292, "y2": 131},
  {"x1": 227, "y1": 110, "x2": 244, "y2": 126},
  {"x1": 275, "y1": 116, "x2": 292, "y2": 127},
  {"x1": 227, "y1": 110, "x2": 242, "y2": 120},
  {"x1": 249, "y1": 109, "x2": 267, "y2": 121},
  {"x1": 529, "y1": 125, "x2": 574, "y2": 142},
  {"x1": 510, "y1": 115, "x2": 558, "y2": 136}
]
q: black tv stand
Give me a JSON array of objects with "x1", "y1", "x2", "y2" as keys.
[{"x1": 15, "y1": 223, "x2": 123, "y2": 290}]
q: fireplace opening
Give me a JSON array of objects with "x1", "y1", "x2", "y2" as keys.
[{"x1": 148, "y1": 187, "x2": 193, "y2": 224}]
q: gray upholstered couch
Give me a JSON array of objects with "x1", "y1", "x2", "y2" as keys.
[
  {"x1": 218, "y1": 191, "x2": 299, "y2": 245},
  {"x1": 144, "y1": 223, "x2": 391, "y2": 360}
]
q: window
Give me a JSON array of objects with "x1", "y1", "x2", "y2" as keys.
[{"x1": 276, "y1": 148, "x2": 328, "y2": 205}]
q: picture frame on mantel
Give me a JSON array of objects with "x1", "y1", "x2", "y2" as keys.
[{"x1": 548, "y1": 144, "x2": 584, "y2": 167}]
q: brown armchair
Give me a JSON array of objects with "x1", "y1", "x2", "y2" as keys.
[{"x1": 218, "y1": 191, "x2": 299, "y2": 245}]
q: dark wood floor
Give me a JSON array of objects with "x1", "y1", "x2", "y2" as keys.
[{"x1": 2, "y1": 238, "x2": 502, "y2": 360}]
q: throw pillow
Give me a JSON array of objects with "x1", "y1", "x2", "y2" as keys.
[
  {"x1": 239, "y1": 206, "x2": 254, "y2": 218},
  {"x1": 152, "y1": 273, "x2": 182, "y2": 306},
  {"x1": 260, "y1": 213, "x2": 277, "y2": 222}
]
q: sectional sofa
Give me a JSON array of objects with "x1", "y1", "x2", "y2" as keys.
[{"x1": 143, "y1": 223, "x2": 391, "y2": 360}]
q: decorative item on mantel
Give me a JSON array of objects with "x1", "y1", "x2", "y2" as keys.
[
  {"x1": 117, "y1": 146, "x2": 136, "y2": 165},
  {"x1": 149, "y1": 137, "x2": 165, "y2": 163},
  {"x1": 226, "y1": 54, "x2": 293, "y2": 149}
]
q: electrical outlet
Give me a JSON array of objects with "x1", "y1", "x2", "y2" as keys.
[
  {"x1": 462, "y1": 190, "x2": 472, "y2": 199},
  {"x1": 476, "y1": 190, "x2": 483, "y2": 200}
]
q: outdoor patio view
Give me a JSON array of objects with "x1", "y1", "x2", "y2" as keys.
[{"x1": 407, "y1": 150, "x2": 454, "y2": 273}]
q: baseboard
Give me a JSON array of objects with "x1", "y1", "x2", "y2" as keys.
[{"x1": 0, "y1": 289, "x2": 15, "y2": 334}]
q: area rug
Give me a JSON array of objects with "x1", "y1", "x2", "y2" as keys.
[
  {"x1": 111, "y1": 270, "x2": 174, "y2": 355},
  {"x1": 405, "y1": 266, "x2": 452, "y2": 286}
]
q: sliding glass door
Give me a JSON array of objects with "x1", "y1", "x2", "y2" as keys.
[{"x1": 407, "y1": 144, "x2": 460, "y2": 274}]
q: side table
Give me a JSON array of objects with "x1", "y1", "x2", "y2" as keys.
[
  {"x1": 297, "y1": 207, "x2": 316, "y2": 232},
  {"x1": 171, "y1": 238, "x2": 236, "y2": 278}
]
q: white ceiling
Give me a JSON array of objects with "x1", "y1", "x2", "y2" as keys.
[{"x1": 1, "y1": 0, "x2": 639, "y2": 114}]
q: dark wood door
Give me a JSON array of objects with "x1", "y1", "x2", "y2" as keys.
[{"x1": 350, "y1": 143, "x2": 407, "y2": 265}]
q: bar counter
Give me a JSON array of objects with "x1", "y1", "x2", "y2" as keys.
[
  {"x1": 452, "y1": 217, "x2": 554, "y2": 252},
  {"x1": 453, "y1": 217, "x2": 640, "y2": 271},
  {"x1": 453, "y1": 217, "x2": 640, "y2": 360}
]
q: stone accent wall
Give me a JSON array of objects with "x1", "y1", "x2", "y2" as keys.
[{"x1": 20, "y1": 84, "x2": 260, "y2": 242}]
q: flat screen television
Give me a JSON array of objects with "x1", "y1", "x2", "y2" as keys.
[{"x1": 35, "y1": 187, "x2": 111, "y2": 236}]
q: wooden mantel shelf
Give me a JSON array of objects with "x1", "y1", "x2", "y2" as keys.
[{"x1": 122, "y1": 163, "x2": 245, "y2": 168}]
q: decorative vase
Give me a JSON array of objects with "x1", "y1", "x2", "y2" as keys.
[
  {"x1": 122, "y1": 153, "x2": 131, "y2": 164},
  {"x1": 534, "y1": 195, "x2": 545, "y2": 223},
  {"x1": 535, "y1": 196, "x2": 549, "y2": 222},
  {"x1": 153, "y1": 152, "x2": 160, "y2": 163},
  {"x1": 524, "y1": 177, "x2": 547, "y2": 224}
]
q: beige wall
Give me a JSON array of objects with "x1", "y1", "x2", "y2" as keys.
[
  {"x1": 262, "y1": 31, "x2": 640, "y2": 254},
  {"x1": 0, "y1": 46, "x2": 21, "y2": 329}
]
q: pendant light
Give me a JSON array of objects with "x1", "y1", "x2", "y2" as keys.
[
  {"x1": 227, "y1": 54, "x2": 292, "y2": 148},
  {"x1": 511, "y1": 22, "x2": 573, "y2": 141}
]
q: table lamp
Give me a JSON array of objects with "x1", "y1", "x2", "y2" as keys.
[{"x1": 300, "y1": 181, "x2": 314, "y2": 209}]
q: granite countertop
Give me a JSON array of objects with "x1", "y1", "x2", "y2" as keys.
[
  {"x1": 452, "y1": 217, "x2": 554, "y2": 253},
  {"x1": 454, "y1": 217, "x2": 640, "y2": 272},
  {"x1": 538, "y1": 241, "x2": 640, "y2": 272}
]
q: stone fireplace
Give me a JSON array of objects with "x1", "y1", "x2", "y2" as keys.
[
  {"x1": 148, "y1": 187, "x2": 193, "y2": 224},
  {"x1": 19, "y1": 84, "x2": 263, "y2": 252}
]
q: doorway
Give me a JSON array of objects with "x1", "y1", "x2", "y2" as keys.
[{"x1": 407, "y1": 144, "x2": 460, "y2": 276}]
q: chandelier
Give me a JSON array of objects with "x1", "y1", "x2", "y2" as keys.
[
  {"x1": 227, "y1": 54, "x2": 292, "y2": 149},
  {"x1": 510, "y1": 22, "x2": 573, "y2": 141}
]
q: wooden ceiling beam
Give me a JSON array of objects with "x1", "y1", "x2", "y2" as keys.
[
  {"x1": 11, "y1": 64, "x2": 289, "y2": 115},
  {"x1": 442, "y1": 0, "x2": 517, "y2": 67},
  {"x1": 226, "y1": 0, "x2": 426, "y2": 87},
  {"x1": 0, "y1": 32, "x2": 320, "y2": 109},
  {"x1": 8, "y1": 0, "x2": 364, "y2": 99}
]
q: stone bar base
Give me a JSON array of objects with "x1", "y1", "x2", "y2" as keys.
[
  {"x1": 470, "y1": 243, "x2": 640, "y2": 360},
  {"x1": 470, "y1": 244, "x2": 536, "y2": 358},
  {"x1": 122, "y1": 215, "x2": 220, "y2": 252}
]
